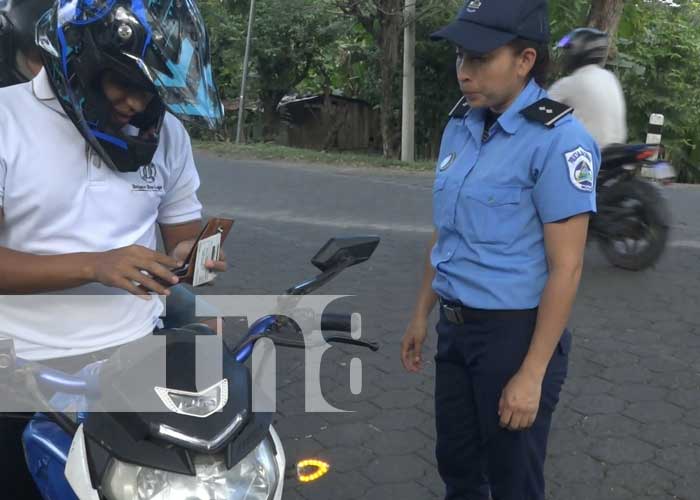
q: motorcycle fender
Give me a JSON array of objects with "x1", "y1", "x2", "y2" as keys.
[
  {"x1": 270, "y1": 425, "x2": 286, "y2": 500},
  {"x1": 65, "y1": 424, "x2": 101, "y2": 500}
]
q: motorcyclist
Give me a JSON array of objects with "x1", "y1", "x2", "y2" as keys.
[
  {"x1": 0, "y1": 0, "x2": 226, "y2": 496},
  {"x1": 549, "y1": 27, "x2": 627, "y2": 148}
]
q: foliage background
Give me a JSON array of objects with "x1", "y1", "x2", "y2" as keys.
[{"x1": 196, "y1": 0, "x2": 700, "y2": 180}]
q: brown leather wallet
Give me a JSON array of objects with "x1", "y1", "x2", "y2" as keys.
[{"x1": 169, "y1": 217, "x2": 234, "y2": 285}]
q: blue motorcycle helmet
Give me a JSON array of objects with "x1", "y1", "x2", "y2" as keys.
[{"x1": 35, "y1": 0, "x2": 224, "y2": 172}]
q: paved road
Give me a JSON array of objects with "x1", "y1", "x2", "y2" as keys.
[{"x1": 193, "y1": 151, "x2": 700, "y2": 500}]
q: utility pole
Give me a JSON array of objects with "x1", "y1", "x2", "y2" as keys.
[
  {"x1": 401, "y1": 0, "x2": 416, "y2": 162},
  {"x1": 236, "y1": 0, "x2": 256, "y2": 144}
]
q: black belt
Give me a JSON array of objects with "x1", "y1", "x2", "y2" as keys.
[{"x1": 439, "y1": 298, "x2": 538, "y2": 325}]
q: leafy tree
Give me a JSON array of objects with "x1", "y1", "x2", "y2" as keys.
[{"x1": 616, "y1": 0, "x2": 700, "y2": 181}]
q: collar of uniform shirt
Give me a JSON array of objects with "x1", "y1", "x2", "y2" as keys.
[{"x1": 464, "y1": 78, "x2": 542, "y2": 141}]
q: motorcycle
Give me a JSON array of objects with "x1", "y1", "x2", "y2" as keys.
[
  {"x1": 1, "y1": 236, "x2": 380, "y2": 500},
  {"x1": 591, "y1": 143, "x2": 674, "y2": 271}
]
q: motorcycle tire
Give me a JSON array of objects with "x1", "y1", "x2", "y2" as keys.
[{"x1": 597, "y1": 178, "x2": 670, "y2": 271}]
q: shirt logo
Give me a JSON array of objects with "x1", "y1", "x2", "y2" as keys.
[
  {"x1": 439, "y1": 153, "x2": 457, "y2": 171},
  {"x1": 565, "y1": 147, "x2": 594, "y2": 192},
  {"x1": 132, "y1": 163, "x2": 163, "y2": 193},
  {"x1": 140, "y1": 164, "x2": 157, "y2": 184}
]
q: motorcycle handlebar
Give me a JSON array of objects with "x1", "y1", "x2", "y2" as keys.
[
  {"x1": 15, "y1": 359, "x2": 99, "y2": 397},
  {"x1": 320, "y1": 313, "x2": 354, "y2": 333},
  {"x1": 321, "y1": 313, "x2": 379, "y2": 352}
]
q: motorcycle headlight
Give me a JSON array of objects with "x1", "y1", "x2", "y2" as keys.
[{"x1": 103, "y1": 438, "x2": 278, "y2": 500}]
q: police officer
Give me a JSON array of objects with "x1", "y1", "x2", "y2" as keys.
[{"x1": 400, "y1": 1, "x2": 600, "y2": 499}]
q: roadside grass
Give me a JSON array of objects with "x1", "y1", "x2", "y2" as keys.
[{"x1": 193, "y1": 140, "x2": 436, "y2": 172}]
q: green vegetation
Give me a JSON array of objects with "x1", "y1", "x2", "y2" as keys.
[{"x1": 196, "y1": 0, "x2": 700, "y2": 181}]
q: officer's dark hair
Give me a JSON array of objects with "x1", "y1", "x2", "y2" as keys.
[{"x1": 507, "y1": 38, "x2": 550, "y2": 87}]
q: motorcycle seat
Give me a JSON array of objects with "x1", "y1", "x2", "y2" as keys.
[{"x1": 601, "y1": 143, "x2": 655, "y2": 170}]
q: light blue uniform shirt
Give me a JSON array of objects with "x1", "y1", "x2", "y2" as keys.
[{"x1": 431, "y1": 79, "x2": 600, "y2": 310}]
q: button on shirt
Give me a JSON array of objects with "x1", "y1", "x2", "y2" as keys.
[{"x1": 431, "y1": 79, "x2": 600, "y2": 310}]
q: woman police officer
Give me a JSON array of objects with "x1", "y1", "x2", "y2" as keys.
[{"x1": 401, "y1": 1, "x2": 599, "y2": 499}]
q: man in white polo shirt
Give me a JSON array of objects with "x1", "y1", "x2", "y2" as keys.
[{"x1": 0, "y1": 0, "x2": 227, "y2": 495}]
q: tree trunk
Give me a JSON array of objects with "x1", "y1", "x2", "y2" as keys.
[
  {"x1": 587, "y1": 0, "x2": 625, "y2": 58},
  {"x1": 335, "y1": 0, "x2": 403, "y2": 158},
  {"x1": 261, "y1": 91, "x2": 285, "y2": 142},
  {"x1": 377, "y1": 0, "x2": 403, "y2": 159}
]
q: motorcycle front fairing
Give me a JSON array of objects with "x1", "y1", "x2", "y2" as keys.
[{"x1": 23, "y1": 331, "x2": 283, "y2": 500}]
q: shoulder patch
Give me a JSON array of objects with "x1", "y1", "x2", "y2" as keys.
[
  {"x1": 449, "y1": 96, "x2": 471, "y2": 119},
  {"x1": 565, "y1": 146, "x2": 595, "y2": 192},
  {"x1": 520, "y1": 98, "x2": 573, "y2": 128}
]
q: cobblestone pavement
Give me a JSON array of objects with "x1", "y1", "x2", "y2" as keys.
[{"x1": 194, "y1": 152, "x2": 700, "y2": 500}]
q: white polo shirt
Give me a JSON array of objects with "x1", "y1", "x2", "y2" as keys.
[
  {"x1": 548, "y1": 64, "x2": 628, "y2": 148},
  {"x1": 0, "y1": 68, "x2": 203, "y2": 360}
]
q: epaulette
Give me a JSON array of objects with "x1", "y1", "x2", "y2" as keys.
[
  {"x1": 449, "y1": 96, "x2": 471, "y2": 119},
  {"x1": 520, "y1": 98, "x2": 573, "y2": 128}
]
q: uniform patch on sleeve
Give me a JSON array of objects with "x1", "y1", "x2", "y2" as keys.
[{"x1": 565, "y1": 147, "x2": 594, "y2": 192}]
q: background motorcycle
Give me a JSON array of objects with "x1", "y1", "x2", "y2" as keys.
[{"x1": 591, "y1": 143, "x2": 674, "y2": 271}]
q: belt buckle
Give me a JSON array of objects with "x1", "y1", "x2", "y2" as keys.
[{"x1": 442, "y1": 304, "x2": 464, "y2": 325}]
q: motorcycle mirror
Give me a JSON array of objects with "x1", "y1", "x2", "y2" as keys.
[{"x1": 310, "y1": 236, "x2": 380, "y2": 273}]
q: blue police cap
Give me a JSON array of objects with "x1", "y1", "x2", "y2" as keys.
[{"x1": 431, "y1": 0, "x2": 550, "y2": 54}]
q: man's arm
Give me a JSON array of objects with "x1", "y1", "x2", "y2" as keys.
[{"x1": 0, "y1": 208, "x2": 181, "y2": 296}]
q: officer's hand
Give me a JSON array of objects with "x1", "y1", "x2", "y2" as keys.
[
  {"x1": 171, "y1": 239, "x2": 229, "y2": 274},
  {"x1": 498, "y1": 369, "x2": 543, "y2": 431},
  {"x1": 89, "y1": 245, "x2": 181, "y2": 299},
  {"x1": 401, "y1": 318, "x2": 428, "y2": 373}
]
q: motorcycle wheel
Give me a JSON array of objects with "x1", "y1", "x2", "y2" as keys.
[{"x1": 597, "y1": 178, "x2": 670, "y2": 271}]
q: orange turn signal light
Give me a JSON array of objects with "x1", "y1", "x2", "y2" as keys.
[{"x1": 297, "y1": 459, "x2": 330, "y2": 483}]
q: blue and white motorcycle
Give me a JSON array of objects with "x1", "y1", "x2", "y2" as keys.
[{"x1": 2, "y1": 236, "x2": 380, "y2": 500}]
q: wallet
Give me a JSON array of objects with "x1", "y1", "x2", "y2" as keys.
[{"x1": 166, "y1": 217, "x2": 234, "y2": 286}]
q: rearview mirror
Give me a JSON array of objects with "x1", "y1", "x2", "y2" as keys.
[{"x1": 311, "y1": 236, "x2": 380, "y2": 273}]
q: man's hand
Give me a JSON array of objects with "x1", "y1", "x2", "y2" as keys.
[
  {"x1": 171, "y1": 239, "x2": 228, "y2": 274},
  {"x1": 498, "y1": 368, "x2": 543, "y2": 431},
  {"x1": 401, "y1": 317, "x2": 428, "y2": 373},
  {"x1": 88, "y1": 245, "x2": 182, "y2": 299}
]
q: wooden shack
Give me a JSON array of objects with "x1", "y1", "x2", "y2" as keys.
[{"x1": 276, "y1": 94, "x2": 381, "y2": 153}]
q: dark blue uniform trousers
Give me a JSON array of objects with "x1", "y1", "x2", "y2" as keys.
[{"x1": 435, "y1": 306, "x2": 571, "y2": 500}]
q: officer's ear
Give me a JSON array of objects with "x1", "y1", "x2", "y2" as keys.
[{"x1": 513, "y1": 46, "x2": 537, "y2": 80}]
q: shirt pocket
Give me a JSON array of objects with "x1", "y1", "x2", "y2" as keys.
[
  {"x1": 459, "y1": 185, "x2": 523, "y2": 245},
  {"x1": 432, "y1": 175, "x2": 449, "y2": 228}
]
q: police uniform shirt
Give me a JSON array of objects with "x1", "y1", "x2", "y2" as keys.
[
  {"x1": 0, "y1": 68, "x2": 203, "y2": 360},
  {"x1": 432, "y1": 78, "x2": 600, "y2": 310}
]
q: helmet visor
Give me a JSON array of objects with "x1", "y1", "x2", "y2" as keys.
[
  {"x1": 54, "y1": 0, "x2": 223, "y2": 128},
  {"x1": 135, "y1": 0, "x2": 223, "y2": 128}
]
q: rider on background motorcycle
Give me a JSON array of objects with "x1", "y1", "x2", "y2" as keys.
[{"x1": 549, "y1": 28, "x2": 628, "y2": 148}]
